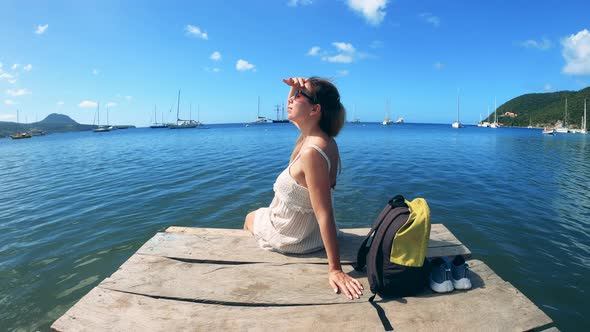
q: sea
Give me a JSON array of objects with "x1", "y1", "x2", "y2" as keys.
[{"x1": 0, "y1": 123, "x2": 588, "y2": 331}]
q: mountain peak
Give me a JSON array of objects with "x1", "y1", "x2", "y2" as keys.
[{"x1": 40, "y1": 113, "x2": 79, "y2": 125}]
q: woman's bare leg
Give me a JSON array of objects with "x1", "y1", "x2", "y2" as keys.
[{"x1": 243, "y1": 211, "x2": 256, "y2": 234}]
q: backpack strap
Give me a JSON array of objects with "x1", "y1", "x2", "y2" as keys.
[
  {"x1": 353, "y1": 204, "x2": 395, "y2": 271},
  {"x1": 354, "y1": 195, "x2": 408, "y2": 271}
]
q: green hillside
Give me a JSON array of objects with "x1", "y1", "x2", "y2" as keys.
[
  {"x1": 0, "y1": 113, "x2": 95, "y2": 137},
  {"x1": 489, "y1": 87, "x2": 590, "y2": 128}
]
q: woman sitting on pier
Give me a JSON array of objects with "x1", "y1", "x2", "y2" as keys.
[{"x1": 244, "y1": 76, "x2": 363, "y2": 300}]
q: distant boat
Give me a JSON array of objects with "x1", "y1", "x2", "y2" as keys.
[
  {"x1": 93, "y1": 102, "x2": 111, "y2": 132},
  {"x1": 555, "y1": 98, "x2": 569, "y2": 134},
  {"x1": 247, "y1": 97, "x2": 271, "y2": 125},
  {"x1": 542, "y1": 127, "x2": 555, "y2": 135},
  {"x1": 168, "y1": 90, "x2": 201, "y2": 129},
  {"x1": 382, "y1": 98, "x2": 393, "y2": 125},
  {"x1": 272, "y1": 104, "x2": 289, "y2": 123},
  {"x1": 582, "y1": 99, "x2": 588, "y2": 134},
  {"x1": 396, "y1": 117, "x2": 404, "y2": 124},
  {"x1": 490, "y1": 97, "x2": 499, "y2": 128},
  {"x1": 10, "y1": 109, "x2": 32, "y2": 139},
  {"x1": 452, "y1": 89, "x2": 463, "y2": 128},
  {"x1": 150, "y1": 105, "x2": 167, "y2": 128}
]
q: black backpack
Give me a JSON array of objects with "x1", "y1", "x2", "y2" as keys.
[{"x1": 354, "y1": 195, "x2": 431, "y2": 300}]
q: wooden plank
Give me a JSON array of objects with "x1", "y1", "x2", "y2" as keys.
[
  {"x1": 140, "y1": 227, "x2": 470, "y2": 264},
  {"x1": 53, "y1": 258, "x2": 553, "y2": 332},
  {"x1": 165, "y1": 223, "x2": 452, "y2": 237},
  {"x1": 100, "y1": 254, "x2": 370, "y2": 305}
]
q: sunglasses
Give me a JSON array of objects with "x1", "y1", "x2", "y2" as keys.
[{"x1": 292, "y1": 89, "x2": 317, "y2": 104}]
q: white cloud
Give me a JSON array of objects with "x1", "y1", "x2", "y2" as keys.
[
  {"x1": 35, "y1": 24, "x2": 48, "y2": 35},
  {"x1": 419, "y1": 13, "x2": 440, "y2": 27},
  {"x1": 4, "y1": 99, "x2": 16, "y2": 105},
  {"x1": 307, "y1": 46, "x2": 321, "y2": 56},
  {"x1": 6, "y1": 88, "x2": 31, "y2": 97},
  {"x1": 78, "y1": 100, "x2": 98, "y2": 108},
  {"x1": 347, "y1": 0, "x2": 388, "y2": 26},
  {"x1": 561, "y1": 29, "x2": 590, "y2": 75},
  {"x1": 521, "y1": 38, "x2": 552, "y2": 50},
  {"x1": 92, "y1": 69, "x2": 100, "y2": 75},
  {"x1": 210, "y1": 51, "x2": 221, "y2": 61},
  {"x1": 311, "y1": 42, "x2": 360, "y2": 64},
  {"x1": 106, "y1": 102, "x2": 118, "y2": 108},
  {"x1": 236, "y1": 59, "x2": 256, "y2": 71},
  {"x1": 544, "y1": 84, "x2": 553, "y2": 91},
  {"x1": 11, "y1": 64, "x2": 20, "y2": 70},
  {"x1": 322, "y1": 54, "x2": 354, "y2": 63},
  {"x1": 287, "y1": 0, "x2": 313, "y2": 7},
  {"x1": 185, "y1": 25, "x2": 208, "y2": 40},
  {"x1": 0, "y1": 73, "x2": 14, "y2": 80},
  {"x1": 23, "y1": 64, "x2": 33, "y2": 71},
  {"x1": 434, "y1": 61, "x2": 445, "y2": 70},
  {"x1": 332, "y1": 42, "x2": 356, "y2": 53}
]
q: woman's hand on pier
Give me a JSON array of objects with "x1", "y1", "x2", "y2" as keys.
[{"x1": 329, "y1": 270, "x2": 364, "y2": 300}]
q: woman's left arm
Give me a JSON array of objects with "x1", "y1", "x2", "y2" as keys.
[{"x1": 301, "y1": 149, "x2": 364, "y2": 300}]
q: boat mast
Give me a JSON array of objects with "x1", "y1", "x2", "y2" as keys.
[
  {"x1": 494, "y1": 97, "x2": 497, "y2": 123},
  {"x1": 97, "y1": 102, "x2": 100, "y2": 126},
  {"x1": 176, "y1": 90, "x2": 181, "y2": 124},
  {"x1": 456, "y1": 88, "x2": 460, "y2": 122},
  {"x1": 584, "y1": 98, "x2": 587, "y2": 131},
  {"x1": 258, "y1": 96, "x2": 260, "y2": 118},
  {"x1": 565, "y1": 98, "x2": 568, "y2": 127}
]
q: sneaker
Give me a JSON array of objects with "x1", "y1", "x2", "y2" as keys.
[
  {"x1": 429, "y1": 257, "x2": 453, "y2": 293},
  {"x1": 451, "y1": 255, "x2": 472, "y2": 290}
]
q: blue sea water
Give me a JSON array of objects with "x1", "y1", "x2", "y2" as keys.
[{"x1": 0, "y1": 123, "x2": 588, "y2": 331}]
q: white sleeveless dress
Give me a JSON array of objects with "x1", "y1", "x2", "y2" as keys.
[{"x1": 253, "y1": 144, "x2": 337, "y2": 254}]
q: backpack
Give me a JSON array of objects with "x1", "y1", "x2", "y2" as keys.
[{"x1": 354, "y1": 195, "x2": 431, "y2": 300}]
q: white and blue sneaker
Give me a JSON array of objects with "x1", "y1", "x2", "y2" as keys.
[
  {"x1": 429, "y1": 257, "x2": 454, "y2": 293},
  {"x1": 451, "y1": 255, "x2": 472, "y2": 290}
]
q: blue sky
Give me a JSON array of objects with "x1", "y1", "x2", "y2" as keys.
[{"x1": 1, "y1": 0, "x2": 589, "y2": 126}]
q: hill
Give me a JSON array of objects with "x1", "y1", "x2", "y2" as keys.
[
  {"x1": 489, "y1": 87, "x2": 590, "y2": 128},
  {"x1": 0, "y1": 113, "x2": 95, "y2": 137}
]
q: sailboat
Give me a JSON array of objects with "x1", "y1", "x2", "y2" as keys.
[
  {"x1": 382, "y1": 98, "x2": 393, "y2": 125},
  {"x1": 272, "y1": 103, "x2": 289, "y2": 123},
  {"x1": 452, "y1": 89, "x2": 463, "y2": 128},
  {"x1": 490, "y1": 97, "x2": 499, "y2": 128},
  {"x1": 555, "y1": 98, "x2": 569, "y2": 133},
  {"x1": 93, "y1": 102, "x2": 111, "y2": 132},
  {"x1": 150, "y1": 105, "x2": 167, "y2": 128},
  {"x1": 350, "y1": 104, "x2": 361, "y2": 124},
  {"x1": 9, "y1": 110, "x2": 32, "y2": 139},
  {"x1": 169, "y1": 90, "x2": 199, "y2": 129},
  {"x1": 247, "y1": 96, "x2": 270, "y2": 125}
]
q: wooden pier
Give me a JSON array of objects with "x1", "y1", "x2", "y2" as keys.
[{"x1": 52, "y1": 224, "x2": 554, "y2": 331}]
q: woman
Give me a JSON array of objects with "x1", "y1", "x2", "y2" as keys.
[{"x1": 244, "y1": 76, "x2": 363, "y2": 300}]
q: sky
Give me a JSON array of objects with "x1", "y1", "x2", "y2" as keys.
[{"x1": 1, "y1": 0, "x2": 589, "y2": 126}]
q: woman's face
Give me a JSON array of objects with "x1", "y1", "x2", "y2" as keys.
[{"x1": 287, "y1": 83, "x2": 316, "y2": 124}]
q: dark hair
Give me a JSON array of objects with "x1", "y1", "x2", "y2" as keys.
[{"x1": 308, "y1": 77, "x2": 346, "y2": 137}]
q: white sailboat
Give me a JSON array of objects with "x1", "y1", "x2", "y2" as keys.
[
  {"x1": 169, "y1": 90, "x2": 199, "y2": 129},
  {"x1": 150, "y1": 105, "x2": 167, "y2": 128},
  {"x1": 93, "y1": 102, "x2": 111, "y2": 132},
  {"x1": 555, "y1": 98, "x2": 569, "y2": 133},
  {"x1": 490, "y1": 97, "x2": 498, "y2": 128},
  {"x1": 382, "y1": 98, "x2": 393, "y2": 125},
  {"x1": 452, "y1": 89, "x2": 463, "y2": 128},
  {"x1": 248, "y1": 96, "x2": 270, "y2": 125}
]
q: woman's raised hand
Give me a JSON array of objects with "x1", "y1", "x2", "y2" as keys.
[
  {"x1": 329, "y1": 270, "x2": 364, "y2": 300},
  {"x1": 282, "y1": 77, "x2": 308, "y2": 88}
]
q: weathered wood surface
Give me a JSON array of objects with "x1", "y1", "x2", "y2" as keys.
[
  {"x1": 137, "y1": 224, "x2": 471, "y2": 264},
  {"x1": 52, "y1": 226, "x2": 554, "y2": 332},
  {"x1": 53, "y1": 259, "x2": 552, "y2": 331}
]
